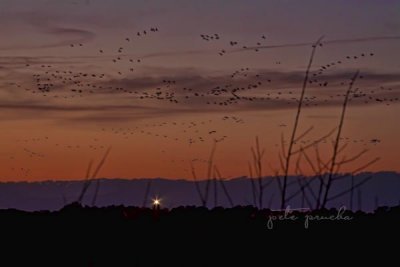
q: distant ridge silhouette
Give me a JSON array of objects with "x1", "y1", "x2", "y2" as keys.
[{"x1": 0, "y1": 172, "x2": 399, "y2": 211}]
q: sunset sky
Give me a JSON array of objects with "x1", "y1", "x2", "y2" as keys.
[{"x1": 1, "y1": 0, "x2": 399, "y2": 181}]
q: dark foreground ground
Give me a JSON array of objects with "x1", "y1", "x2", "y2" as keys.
[{"x1": 1, "y1": 204, "x2": 398, "y2": 266}]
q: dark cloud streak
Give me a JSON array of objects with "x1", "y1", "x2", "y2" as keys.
[{"x1": 234, "y1": 35, "x2": 400, "y2": 53}]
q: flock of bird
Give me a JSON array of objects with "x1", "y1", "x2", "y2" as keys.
[
  {"x1": 200, "y1": 33, "x2": 269, "y2": 54},
  {"x1": 99, "y1": 116, "x2": 242, "y2": 145},
  {"x1": 15, "y1": 29, "x2": 398, "y2": 110},
  {"x1": 5, "y1": 115, "x2": 245, "y2": 178},
  {"x1": 4, "y1": 26, "x2": 396, "y2": 179}
]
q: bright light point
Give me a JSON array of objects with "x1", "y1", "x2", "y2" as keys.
[{"x1": 152, "y1": 198, "x2": 161, "y2": 206}]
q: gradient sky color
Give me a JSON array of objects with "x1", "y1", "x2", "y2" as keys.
[{"x1": 1, "y1": 0, "x2": 399, "y2": 181}]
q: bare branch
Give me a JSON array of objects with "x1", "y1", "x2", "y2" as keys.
[
  {"x1": 190, "y1": 162, "x2": 206, "y2": 206},
  {"x1": 327, "y1": 175, "x2": 374, "y2": 202},
  {"x1": 142, "y1": 179, "x2": 152, "y2": 208},
  {"x1": 204, "y1": 141, "x2": 217, "y2": 206},
  {"x1": 215, "y1": 166, "x2": 234, "y2": 208},
  {"x1": 294, "y1": 126, "x2": 314, "y2": 143},
  {"x1": 291, "y1": 127, "x2": 336, "y2": 155},
  {"x1": 335, "y1": 149, "x2": 369, "y2": 166},
  {"x1": 280, "y1": 133, "x2": 286, "y2": 158},
  {"x1": 351, "y1": 157, "x2": 380, "y2": 174},
  {"x1": 280, "y1": 35, "x2": 324, "y2": 209},
  {"x1": 321, "y1": 70, "x2": 360, "y2": 208},
  {"x1": 91, "y1": 147, "x2": 112, "y2": 206}
]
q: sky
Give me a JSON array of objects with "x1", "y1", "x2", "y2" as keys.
[{"x1": 0, "y1": 0, "x2": 399, "y2": 181}]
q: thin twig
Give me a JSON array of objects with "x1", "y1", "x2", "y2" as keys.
[
  {"x1": 142, "y1": 179, "x2": 152, "y2": 208},
  {"x1": 204, "y1": 141, "x2": 217, "y2": 206},
  {"x1": 281, "y1": 36, "x2": 324, "y2": 209},
  {"x1": 291, "y1": 127, "x2": 336, "y2": 155},
  {"x1": 248, "y1": 162, "x2": 257, "y2": 207},
  {"x1": 77, "y1": 160, "x2": 93, "y2": 203},
  {"x1": 215, "y1": 166, "x2": 234, "y2": 208},
  {"x1": 327, "y1": 175, "x2": 373, "y2": 201},
  {"x1": 190, "y1": 162, "x2": 206, "y2": 206},
  {"x1": 90, "y1": 147, "x2": 112, "y2": 206},
  {"x1": 294, "y1": 126, "x2": 314, "y2": 143},
  {"x1": 321, "y1": 71, "x2": 359, "y2": 208}
]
